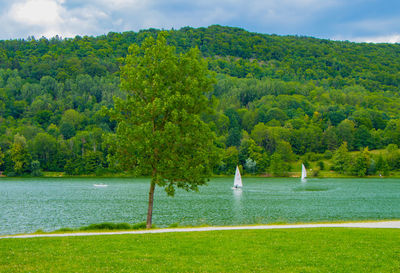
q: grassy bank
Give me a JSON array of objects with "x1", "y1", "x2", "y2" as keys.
[{"x1": 1, "y1": 228, "x2": 399, "y2": 272}]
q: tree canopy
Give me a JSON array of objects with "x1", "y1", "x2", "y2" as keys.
[{"x1": 111, "y1": 33, "x2": 217, "y2": 228}]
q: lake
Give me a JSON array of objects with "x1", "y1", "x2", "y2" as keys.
[{"x1": 0, "y1": 177, "x2": 399, "y2": 235}]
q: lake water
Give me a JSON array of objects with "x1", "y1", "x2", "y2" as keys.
[{"x1": 0, "y1": 177, "x2": 399, "y2": 235}]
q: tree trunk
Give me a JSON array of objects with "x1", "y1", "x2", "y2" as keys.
[{"x1": 146, "y1": 180, "x2": 156, "y2": 229}]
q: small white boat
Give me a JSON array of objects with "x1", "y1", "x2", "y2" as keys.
[
  {"x1": 232, "y1": 166, "x2": 243, "y2": 189},
  {"x1": 301, "y1": 164, "x2": 307, "y2": 182},
  {"x1": 93, "y1": 184, "x2": 108, "y2": 188}
]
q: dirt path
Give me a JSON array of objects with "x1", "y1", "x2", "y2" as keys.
[{"x1": 1, "y1": 220, "x2": 399, "y2": 239}]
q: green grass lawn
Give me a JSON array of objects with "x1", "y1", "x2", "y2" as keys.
[{"x1": 1, "y1": 228, "x2": 399, "y2": 272}]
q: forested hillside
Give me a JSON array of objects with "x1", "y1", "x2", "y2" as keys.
[{"x1": 1, "y1": 25, "x2": 400, "y2": 177}]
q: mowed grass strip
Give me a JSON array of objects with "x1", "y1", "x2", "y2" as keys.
[{"x1": 1, "y1": 228, "x2": 399, "y2": 272}]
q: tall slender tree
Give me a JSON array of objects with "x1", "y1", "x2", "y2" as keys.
[
  {"x1": 332, "y1": 141, "x2": 350, "y2": 174},
  {"x1": 111, "y1": 33, "x2": 217, "y2": 228}
]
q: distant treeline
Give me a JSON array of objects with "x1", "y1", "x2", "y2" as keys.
[{"x1": 1, "y1": 25, "x2": 400, "y2": 176}]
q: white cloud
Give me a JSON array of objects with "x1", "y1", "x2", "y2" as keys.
[
  {"x1": 362, "y1": 35, "x2": 400, "y2": 43},
  {"x1": 10, "y1": 0, "x2": 63, "y2": 26},
  {"x1": 1, "y1": 0, "x2": 111, "y2": 38},
  {"x1": 335, "y1": 34, "x2": 400, "y2": 43}
]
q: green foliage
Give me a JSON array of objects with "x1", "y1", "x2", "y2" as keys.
[
  {"x1": 3, "y1": 26, "x2": 400, "y2": 176},
  {"x1": 9, "y1": 134, "x2": 31, "y2": 175},
  {"x1": 375, "y1": 154, "x2": 389, "y2": 176},
  {"x1": 332, "y1": 142, "x2": 350, "y2": 174},
  {"x1": 349, "y1": 148, "x2": 370, "y2": 177},
  {"x1": 269, "y1": 153, "x2": 290, "y2": 176},
  {"x1": 0, "y1": 146, "x2": 4, "y2": 167},
  {"x1": 324, "y1": 150, "x2": 333, "y2": 159},
  {"x1": 53, "y1": 222, "x2": 152, "y2": 232},
  {"x1": 59, "y1": 122, "x2": 75, "y2": 139},
  {"x1": 385, "y1": 144, "x2": 400, "y2": 170},
  {"x1": 64, "y1": 151, "x2": 105, "y2": 175},
  {"x1": 218, "y1": 146, "x2": 239, "y2": 174},
  {"x1": 79, "y1": 222, "x2": 147, "y2": 231},
  {"x1": 83, "y1": 151, "x2": 105, "y2": 173},
  {"x1": 111, "y1": 33, "x2": 217, "y2": 227},
  {"x1": 30, "y1": 160, "x2": 42, "y2": 176},
  {"x1": 112, "y1": 32, "x2": 217, "y2": 192},
  {"x1": 64, "y1": 157, "x2": 84, "y2": 175},
  {"x1": 30, "y1": 132, "x2": 57, "y2": 170}
]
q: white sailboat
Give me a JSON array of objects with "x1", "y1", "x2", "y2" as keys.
[
  {"x1": 232, "y1": 166, "x2": 243, "y2": 189},
  {"x1": 301, "y1": 164, "x2": 307, "y2": 182}
]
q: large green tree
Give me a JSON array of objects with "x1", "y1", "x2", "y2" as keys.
[{"x1": 112, "y1": 33, "x2": 217, "y2": 228}]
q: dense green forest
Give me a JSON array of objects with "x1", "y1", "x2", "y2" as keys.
[{"x1": 1, "y1": 25, "x2": 400, "y2": 177}]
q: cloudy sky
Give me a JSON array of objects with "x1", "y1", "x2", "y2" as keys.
[{"x1": 0, "y1": 0, "x2": 399, "y2": 43}]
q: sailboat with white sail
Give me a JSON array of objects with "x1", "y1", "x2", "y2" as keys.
[
  {"x1": 301, "y1": 163, "x2": 307, "y2": 182},
  {"x1": 232, "y1": 166, "x2": 243, "y2": 189}
]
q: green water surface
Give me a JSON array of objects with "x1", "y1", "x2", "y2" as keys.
[{"x1": 0, "y1": 177, "x2": 399, "y2": 235}]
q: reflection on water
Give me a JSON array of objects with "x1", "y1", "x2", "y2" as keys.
[
  {"x1": 232, "y1": 188, "x2": 242, "y2": 200},
  {"x1": 232, "y1": 188, "x2": 243, "y2": 222},
  {"x1": 0, "y1": 177, "x2": 399, "y2": 235}
]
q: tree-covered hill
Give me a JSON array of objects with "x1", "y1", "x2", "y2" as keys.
[{"x1": 1, "y1": 25, "x2": 400, "y2": 176}]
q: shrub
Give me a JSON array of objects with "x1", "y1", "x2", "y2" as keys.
[
  {"x1": 78, "y1": 222, "x2": 152, "y2": 231},
  {"x1": 168, "y1": 222, "x2": 179, "y2": 228},
  {"x1": 31, "y1": 160, "x2": 42, "y2": 176},
  {"x1": 57, "y1": 228, "x2": 74, "y2": 232},
  {"x1": 324, "y1": 150, "x2": 333, "y2": 159},
  {"x1": 79, "y1": 222, "x2": 131, "y2": 231},
  {"x1": 131, "y1": 222, "x2": 148, "y2": 229},
  {"x1": 52, "y1": 222, "x2": 154, "y2": 233}
]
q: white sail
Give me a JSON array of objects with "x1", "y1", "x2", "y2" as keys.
[
  {"x1": 301, "y1": 164, "x2": 307, "y2": 182},
  {"x1": 233, "y1": 166, "x2": 243, "y2": 188}
]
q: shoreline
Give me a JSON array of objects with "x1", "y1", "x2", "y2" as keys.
[
  {"x1": 2, "y1": 220, "x2": 399, "y2": 239},
  {"x1": 0, "y1": 172, "x2": 399, "y2": 179}
]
